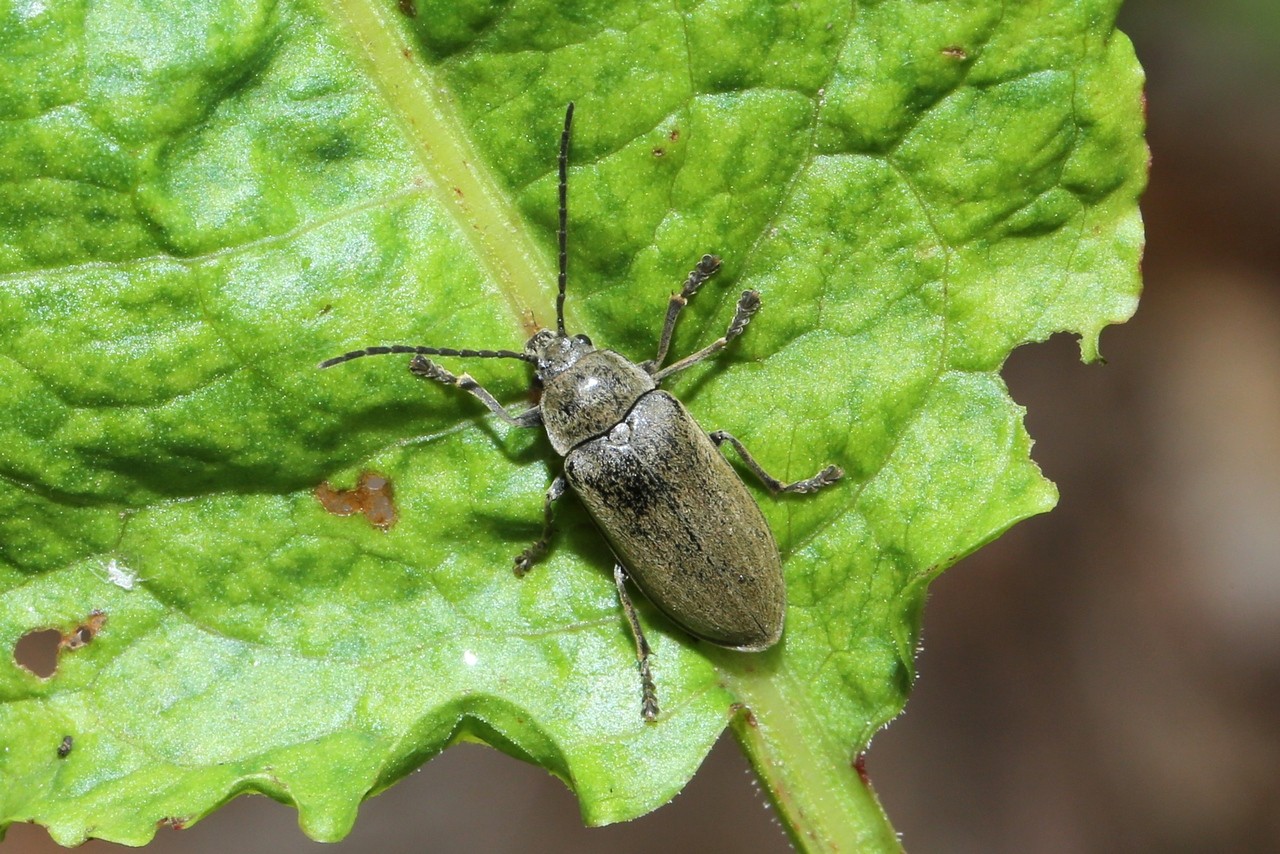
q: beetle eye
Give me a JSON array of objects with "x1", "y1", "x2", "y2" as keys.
[{"x1": 574, "y1": 334, "x2": 593, "y2": 346}]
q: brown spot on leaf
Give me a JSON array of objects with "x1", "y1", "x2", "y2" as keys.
[
  {"x1": 942, "y1": 45, "x2": 968, "y2": 60},
  {"x1": 315, "y1": 483, "x2": 360, "y2": 516},
  {"x1": 398, "y1": 0, "x2": 417, "y2": 17},
  {"x1": 316, "y1": 472, "x2": 399, "y2": 531},
  {"x1": 668, "y1": 128, "x2": 680, "y2": 142},
  {"x1": 652, "y1": 147, "x2": 665, "y2": 157},
  {"x1": 61, "y1": 611, "x2": 107, "y2": 651},
  {"x1": 359, "y1": 474, "x2": 398, "y2": 529}
]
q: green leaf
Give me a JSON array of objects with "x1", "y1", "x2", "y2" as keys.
[{"x1": 0, "y1": 0, "x2": 1144, "y2": 848}]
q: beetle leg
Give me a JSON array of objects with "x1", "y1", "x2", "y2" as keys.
[
  {"x1": 513, "y1": 474, "x2": 567, "y2": 576},
  {"x1": 651, "y1": 289, "x2": 761, "y2": 383},
  {"x1": 709, "y1": 431, "x2": 844, "y2": 494},
  {"x1": 409, "y1": 356, "x2": 543, "y2": 428},
  {"x1": 613, "y1": 563, "x2": 659, "y2": 722},
  {"x1": 645, "y1": 254, "x2": 722, "y2": 373}
]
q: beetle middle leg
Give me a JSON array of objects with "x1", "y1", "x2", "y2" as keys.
[
  {"x1": 710, "y1": 431, "x2": 844, "y2": 494},
  {"x1": 613, "y1": 563, "x2": 659, "y2": 722},
  {"x1": 513, "y1": 474, "x2": 566, "y2": 576},
  {"x1": 409, "y1": 356, "x2": 543, "y2": 428}
]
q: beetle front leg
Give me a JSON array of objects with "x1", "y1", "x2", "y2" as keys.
[
  {"x1": 409, "y1": 356, "x2": 542, "y2": 428},
  {"x1": 710, "y1": 431, "x2": 844, "y2": 494},
  {"x1": 651, "y1": 289, "x2": 761, "y2": 383},
  {"x1": 513, "y1": 474, "x2": 567, "y2": 576},
  {"x1": 645, "y1": 254, "x2": 722, "y2": 373},
  {"x1": 613, "y1": 563, "x2": 659, "y2": 722}
]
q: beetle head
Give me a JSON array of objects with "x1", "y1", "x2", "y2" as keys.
[{"x1": 525, "y1": 329, "x2": 594, "y2": 381}]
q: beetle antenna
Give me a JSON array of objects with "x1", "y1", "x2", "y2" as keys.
[
  {"x1": 318, "y1": 345, "x2": 536, "y2": 369},
  {"x1": 556, "y1": 101, "x2": 574, "y2": 336}
]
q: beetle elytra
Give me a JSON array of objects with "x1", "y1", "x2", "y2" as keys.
[{"x1": 321, "y1": 103, "x2": 843, "y2": 720}]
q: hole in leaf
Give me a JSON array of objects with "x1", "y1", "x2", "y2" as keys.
[
  {"x1": 14, "y1": 629, "x2": 61, "y2": 678},
  {"x1": 316, "y1": 471, "x2": 399, "y2": 531}
]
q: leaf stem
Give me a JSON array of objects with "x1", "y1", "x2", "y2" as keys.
[{"x1": 727, "y1": 670, "x2": 902, "y2": 853}]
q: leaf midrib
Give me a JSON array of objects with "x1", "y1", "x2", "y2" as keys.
[{"x1": 316, "y1": 0, "x2": 558, "y2": 335}]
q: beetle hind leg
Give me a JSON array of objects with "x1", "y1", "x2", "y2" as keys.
[
  {"x1": 710, "y1": 431, "x2": 844, "y2": 494},
  {"x1": 614, "y1": 563, "x2": 659, "y2": 722}
]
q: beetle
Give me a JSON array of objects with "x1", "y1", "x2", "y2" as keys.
[{"x1": 320, "y1": 103, "x2": 843, "y2": 720}]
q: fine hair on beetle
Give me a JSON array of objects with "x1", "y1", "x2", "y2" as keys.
[{"x1": 321, "y1": 103, "x2": 843, "y2": 721}]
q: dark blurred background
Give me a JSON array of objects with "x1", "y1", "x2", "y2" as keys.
[{"x1": 9, "y1": 1, "x2": 1279, "y2": 851}]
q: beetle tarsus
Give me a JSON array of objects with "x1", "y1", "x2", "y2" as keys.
[
  {"x1": 408, "y1": 355, "x2": 456, "y2": 384},
  {"x1": 513, "y1": 547, "x2": 542, "y2": 577},
  {"x1": 640, "y1": 678, "x2": 659, "y2": 722},
  {"x1": 785, "y1": 464, "x2": 845, "y2": 494}
]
